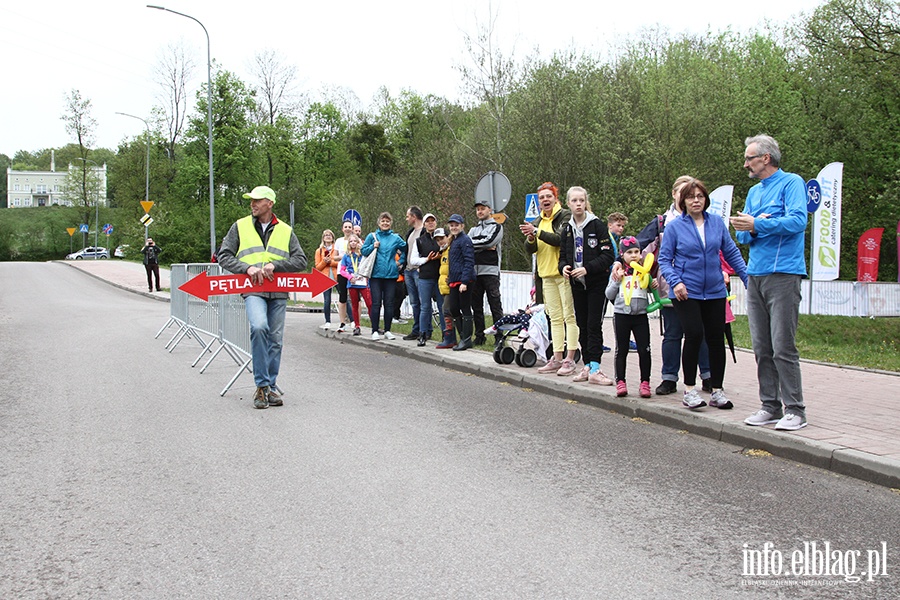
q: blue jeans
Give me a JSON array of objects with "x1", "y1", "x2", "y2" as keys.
[
  {"x1": 244, "y1": 295, "x2": 287, "y2": 389},
  {"x1": 322, "y1": 287, "x2": 332, "y2": 324},
  {"x1": 660, "y1": 305, "x2": 710, "y2": 382},
  {"x1": 404, "y1": 269, "x2": 422, "y2": 334},
  {"x1": 417, "y1": 277, "x2": 443, "y2": 336}
]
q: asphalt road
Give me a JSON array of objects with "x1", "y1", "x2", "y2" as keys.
[{"x1": 1, "y1": 262, "x2": 897, "y2": 599}]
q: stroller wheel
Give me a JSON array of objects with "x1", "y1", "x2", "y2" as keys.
[
  {"x1": 518, "y1": 347, "x2": 537, "y2": 368},
  {"x1": 493, "y1": 348, "x2": 504, "y2": 364},
  {"x1": 499, "y1": 346, "x2": 516, "y2": 364}
]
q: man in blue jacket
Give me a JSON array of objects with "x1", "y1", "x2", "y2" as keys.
[{"x1": 731, "y1": 135, "x2": 808, "y2": 431}]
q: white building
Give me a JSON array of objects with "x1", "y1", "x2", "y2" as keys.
[{"x1": 6, "y1": 161, "x2": 107, "y2": 208}]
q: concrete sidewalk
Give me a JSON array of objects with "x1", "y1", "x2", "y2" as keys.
[{"x1": 63, "y1": 260, "x2": 900, "y2": 488}]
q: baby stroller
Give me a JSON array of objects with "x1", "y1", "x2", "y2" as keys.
[{"x1": 492, "y1": 309, "x2": 552, "y2": 367}]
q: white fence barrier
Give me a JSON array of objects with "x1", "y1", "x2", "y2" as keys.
[
  {"x1": 730, "y1": 279, "x2": 900, "y2": 317},
  {"x1": 157, "y1": 263, "x2": 252, "y2": 396}
]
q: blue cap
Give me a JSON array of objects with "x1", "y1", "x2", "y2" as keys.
[{"x1": 448, "y1": 213, "x2": 464, "y2": 224}]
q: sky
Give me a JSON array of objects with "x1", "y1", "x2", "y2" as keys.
[{"x1": 0, "y1": 0, "x2": 826, "y2": 158}]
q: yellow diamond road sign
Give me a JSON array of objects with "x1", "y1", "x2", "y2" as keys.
[{"x1": 140, "y1": 214, "x2": 153, "y2": 226}]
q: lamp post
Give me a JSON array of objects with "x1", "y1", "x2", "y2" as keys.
[
  {"x1": 147, "y1": 5, "x2": 215, "y2": 257},
  {"x1": 76, "y1": 158, "x2": 101, "y2": 259},
  {"x1": 116, "y1": 111, "x2": 151, "y2": 242}
]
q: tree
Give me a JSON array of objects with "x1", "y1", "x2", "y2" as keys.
[
  {"x1": 61, "y1": 89, "x2": 99, "y2": 245},
  {"x1": 250, "y1": 49, "x2": 301, "y2": 185},
  {"x1": 154, "y1": 41, "x2": 195, "y2": 165}
]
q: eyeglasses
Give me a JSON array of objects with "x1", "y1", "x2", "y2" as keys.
[
  {"x1": 744, "y1": 154, "x2": 764, "y2": 162},
  {"x1": 683, "y1": 193, "x2": 705, "y2": 200}
]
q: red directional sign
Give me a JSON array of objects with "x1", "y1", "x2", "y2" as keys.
[{"x1": 179, "y1": 270, "x2": 336, "y2": 302}]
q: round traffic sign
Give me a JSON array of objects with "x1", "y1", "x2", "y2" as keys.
[{"x1": 474, "y1": 171, "x2": 511, "y2": 213}]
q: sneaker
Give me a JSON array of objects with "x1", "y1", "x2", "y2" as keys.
[
  {"x1": 384, "y1": 331, "x2": 396, "y2": 340},
  {"x1": 774, "y1": 413, "x2": 808, "y2": 431},
  {"x1": 319, "y1": 322, "x2": 331, "y2": 330},
  {"x1": 253, "y1": 386, "x2": 269, "y2": 409},
  {"x1": 353, "y1": 327, "x2": 361, "y2": 336},
  {"x1": 655, "y1": 380, "x2": 677, "y2": 395},
  {"x1": 395, "y1": 318, "x2": 408, "y2": 325},
  {"x1": 402, "y1": 332, "x2": 419, "y2": 340},
  {"x1": 639, "y1": 381, "x2": 651, "y2": 398},
  {"x1": 556, "y1": 359, "x2": 576, "y2": 376},
  {"x1": 701, "y1": 378, "x2": 712, "y2": 393},
  {"x1": 709, "y1": 389, "x2": 733, "y2": 410},
  {"x1": 572, "y1": 366, "x2": 590, "y2": 382},
  {"x1": 602, "y1": 345, "x2": 611, "y2": 353},
  {"x1": 537, "y1": 358, "x2": 562, "y2": 374},
  {"x1": 371, "y1": 331, "x2": 381, "y2": 341},
  {"x1": 589, "y1": 370, "x2": 614, "y2": 386},
  {"x1": 266, "y1": 387, "x2": 283, "y2": 407},
  {"x1": 682, "y1": 388, "x2": 707, "y2": 410},
  {"x1": 473, "y1": 336, "x2": 487, "y2": 347},
  {"x1": 629, "y1": 340, "x2": 638, "y2": 352},
  {"x1": 616, "y1": 381, "x2": 628, "y2": 397},
  {"x1": 336, "y1": 323, "x2": 347, "y2": 333},
  {"x1": 744, "y1": 409, "x2": 781, "y2": 426}
]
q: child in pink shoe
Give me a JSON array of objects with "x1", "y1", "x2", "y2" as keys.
[{"x1": 606, "y1": 236, "x2": 656, "y2": 398}]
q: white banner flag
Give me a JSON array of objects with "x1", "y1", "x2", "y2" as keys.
[
  {"x1": 810, "y1": 162, "x2": 843, "y2": 281},
  {"x1": 709, "y1": 185, "x2": 733, "y2": 228}
]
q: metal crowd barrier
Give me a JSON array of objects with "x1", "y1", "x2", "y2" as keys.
[{"x1": 156, "y1": 263, "x2": 252, "y2": 396}]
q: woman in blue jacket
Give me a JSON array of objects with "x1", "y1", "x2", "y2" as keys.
[
  {"x1": 362, "y1": 212, "x2": 407, "y2": 340},
  {"x1": 446, "y1": 213, "x2": 476, "y2": 350},
  {"x1": 658, "y1": 177, "x2": 748, "y2": 411}
]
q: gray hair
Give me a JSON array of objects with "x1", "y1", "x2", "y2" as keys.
[{"x1": 745, "y1": 134, "x2": 781, "y2": 167}]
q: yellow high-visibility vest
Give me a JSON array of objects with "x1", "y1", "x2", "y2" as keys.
[{"x1": 235, "y1": 216, "x2": 292, "y2": 267}]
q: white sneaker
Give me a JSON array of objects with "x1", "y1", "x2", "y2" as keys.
[
  {"x1": 371, "y1": 331, "x2": 381, "y2": 341},
  {"x1": 319, "y1": 322, "x2": 331, "y2": 330},
  {"x1": 744, "y1": 410, "x2": 781, "y2": 426},
  {"x1": 384, "y1": 331, "x2": 396, "y2": 340},
  {"x1": 336, "y1": 323, "x2": 346, "y2": 333},
  {"x1": 774, "y1": 413, "x2": 808, "y2": 431},
  {"x1": 682, "y1": 388, "x2": 707, "y2": 410}
]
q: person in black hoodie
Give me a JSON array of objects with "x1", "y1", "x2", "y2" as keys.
[
  {"x1": 413, "y1": 213, "x2": 444, "y2": 346},
  {"x1": 559, "y1": 186, "x2": 616, "y2": 385}
]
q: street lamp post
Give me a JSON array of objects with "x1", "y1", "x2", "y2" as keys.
[
  {"x1": 116, "y1": 112, "x2": 151, "y2": 242},
  {"x1": 147, "y1": 5, "x2": 215, "y2": 257},
  {"x1": 76, "y1": 158, "x2": 101, "y2": 259}
]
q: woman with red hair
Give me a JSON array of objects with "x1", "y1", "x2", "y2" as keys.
[{"x1": 520, "y1": 182, "x2": 579, "y2": 375}]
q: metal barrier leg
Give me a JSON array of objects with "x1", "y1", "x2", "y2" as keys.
[
  {"x1": 192, "y1": 337, "x2": 219, "y2": 367},
  {"x1": 220, "y1": 354, "x2": 253, "y2": 397}
]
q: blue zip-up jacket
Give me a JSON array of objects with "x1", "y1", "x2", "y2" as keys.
[
  {"x1": 447, "y1": 232, "x2": 476, "y2": 285},
  {"x1": 734, "y1": 169, "x2": 808, "y2": 276},
  {"x1": 361, "y1": 229, "x2": 406, "y2": 279},
  {"x1": 658, "y1": 211, "x2": 748, "y2": 300}
]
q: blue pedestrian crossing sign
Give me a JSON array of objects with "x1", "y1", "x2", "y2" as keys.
[
  {"x1": 79, "y1": 224, "x2": 89, "y2": 233},
  {"x1": 525, "y1": 194, "x2": 540, "y2": 223}
]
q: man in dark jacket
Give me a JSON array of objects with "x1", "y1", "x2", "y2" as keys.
[
  {"x1": 141, "y1": 238, "x2": 163, "y2": 292},
  {"x1": 469, "y1": 201, "x2": 504, "y2": 345}
]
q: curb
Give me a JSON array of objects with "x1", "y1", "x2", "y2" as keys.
[{"x1": 320, "y1": 329, "x2": 900, "y2": 489}]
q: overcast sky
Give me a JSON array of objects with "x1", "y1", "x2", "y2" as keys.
[{"x1": 1, "y1": 0, "x2": 825, "y2": 158}]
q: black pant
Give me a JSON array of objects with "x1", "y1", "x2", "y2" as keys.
[
  {"x1": 447, "y1": 284, "x2": 473, "y2": 319},
  {"x1": 145, "y1": 263, "x2": 160, "y2": 290},
  {"x1": 672, "y1": 297, "x2": 726, "y2": 388},
  {"x1": 613, "y1": 313, "x2": 651, "y2": 383},
  {"x1": 471, "y1": 274, "x2": 503, "y2": 336},
  {"x1": 571, "y1": 281, "x2": 606, "y2": 365}
]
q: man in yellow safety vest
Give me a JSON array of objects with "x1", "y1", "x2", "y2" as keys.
[{"x1": 217, "y1": 185, "x2": 307, "y2": 409}]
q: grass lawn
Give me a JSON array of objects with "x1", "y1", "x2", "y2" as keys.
[{"x1": 729, "y1": 314, "x2": 900, "y2": 373}]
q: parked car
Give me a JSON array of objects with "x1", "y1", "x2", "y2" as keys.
[
  {"x1": 66, "y1": 246, "x2": 110, "y2": 260},
  {"x1": 114, "y1": 244, "x2": 130, "y2": 258}
]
